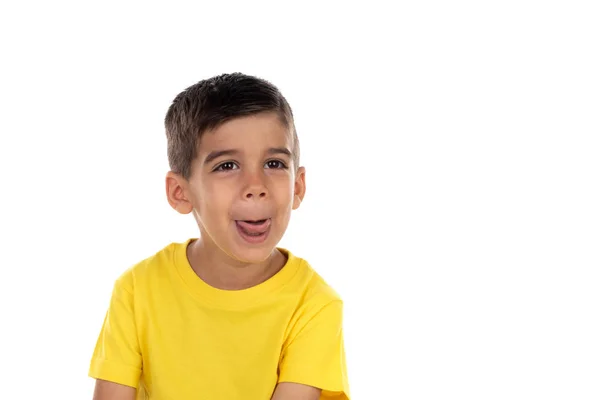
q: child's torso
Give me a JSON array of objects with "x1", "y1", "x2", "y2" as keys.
[
  {"x1": 129, "y1": 242, "x2": 329, "y2": 399},
  {"x1": 136, "y1": 298, "x2": 291, "y2": 399}
]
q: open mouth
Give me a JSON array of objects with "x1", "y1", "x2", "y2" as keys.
[{"x1": 235, "y1": 218, "x2": 271, "y2": 243}]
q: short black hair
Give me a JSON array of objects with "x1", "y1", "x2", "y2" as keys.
[{"x1": 165, "y1": 73, "x2": 299, "y2": 180}]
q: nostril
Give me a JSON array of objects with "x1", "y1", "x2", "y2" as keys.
[
  {"x1": 245, "y1": 190, "x2": 267, "y2": 199},
  {"x1": 246, "y1": 193, "x2": 266, "y2": 198}
]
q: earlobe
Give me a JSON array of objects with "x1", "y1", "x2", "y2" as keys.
[
  {"x1": 166, "y1": 171, "x2": 194, "y2": 214},
  {"x1": 292, "y1": 194, "x2": 302, "y2": 210}
]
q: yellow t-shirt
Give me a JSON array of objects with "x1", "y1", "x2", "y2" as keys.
[{"x1": 89, "y1": 239, "x2": 350, "y2": 399}]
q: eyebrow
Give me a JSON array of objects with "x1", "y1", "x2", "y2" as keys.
[
  {"x1": 267, "y1": 147, "x2": 292, "y2": 157},
  {"x1": 203, "y1": 149, "x2": 240, "y2": 165},
  {"x1": 203, "y1": 147, "x2": 292, "y2": 165}
]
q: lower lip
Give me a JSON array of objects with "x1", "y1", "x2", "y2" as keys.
[{"x1": 235, "y1": 220, "x2": 271, "y2": 244}]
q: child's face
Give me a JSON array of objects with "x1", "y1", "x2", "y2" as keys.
[{"x1": 170, "y1": 112, "x2": 305, "y2": 263}]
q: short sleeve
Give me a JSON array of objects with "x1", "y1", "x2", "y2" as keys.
[
  {"x1": 88, "y1": 272, "x2": 142, "y2": 388},
  {"x1": 278, "y1": 300, "x2": 350, "y2": 400}
]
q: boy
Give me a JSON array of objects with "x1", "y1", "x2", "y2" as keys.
[{"x1": 89, "y1": 73, "x2": 350, "y2": 400}]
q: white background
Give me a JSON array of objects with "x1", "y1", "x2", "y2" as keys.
[{"x1": 1, "y1": 1, "x2": 599, "y2": 399}]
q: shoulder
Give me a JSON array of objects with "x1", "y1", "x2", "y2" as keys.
[
  {"x1": 284, "y1": 250, "x2": 345, "y2": 315},
  {"x1": 113, "y1": 239, "x2": 188, "y2": 292}
]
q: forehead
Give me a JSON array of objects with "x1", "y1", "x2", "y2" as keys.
[{"x1": 199, "y1": 112, "x2": 292, "y2": 152}]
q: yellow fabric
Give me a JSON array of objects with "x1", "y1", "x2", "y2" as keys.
[{"x1": 89, "y1": 239, "x2": 350, "y2": 400}]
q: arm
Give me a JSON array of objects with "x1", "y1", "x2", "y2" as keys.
[
  {"x1": 93, "y1": 379, "x2": 136, "y2": 400},
  {"x1": 276, "y1": 300, "x2": 350, "y2": 400},
  {"x1": 89, "y1": 272, "x2": 143, "y2": 397},
  {"x1": 271, "y1": 382, "x2": 321, "y2": 400}
]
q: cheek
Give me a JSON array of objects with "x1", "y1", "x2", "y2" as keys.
[
  {"x1": 271, "y1": 177, "x2": 294, "y2": 203},
  {"x1": 196, "y1": 182, "x2": 233, "y2": 218}
]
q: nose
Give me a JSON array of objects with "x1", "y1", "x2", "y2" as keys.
[
  {"x1": 245, "y1": 187, "x2": 267, "y2": 199},
  {"x1": 243, "y1": 171, "x2": 268, "y2": 200}
]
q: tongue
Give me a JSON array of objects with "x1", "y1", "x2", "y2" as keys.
[{"x1": 237, "y1": 219, "x2": 270, "y2": 234}]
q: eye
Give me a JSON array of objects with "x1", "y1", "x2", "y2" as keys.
[
  {"x1": 214, "y1": 161, "x2": 239, "y2": 171},
  {"x1": 265, "y1": 160, "x2": 288, "y2": 169}
]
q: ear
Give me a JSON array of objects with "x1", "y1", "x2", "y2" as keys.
[
  {"x1": 166, "y1": 171, "x2": 194, "y2": 214},
  {"x1": 292, "y1": 166, "x2": 306, "y2": 210}
]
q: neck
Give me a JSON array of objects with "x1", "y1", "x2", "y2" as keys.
[{"x1": 187, "y1": 237, "x2": 286, "y2": 290}]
